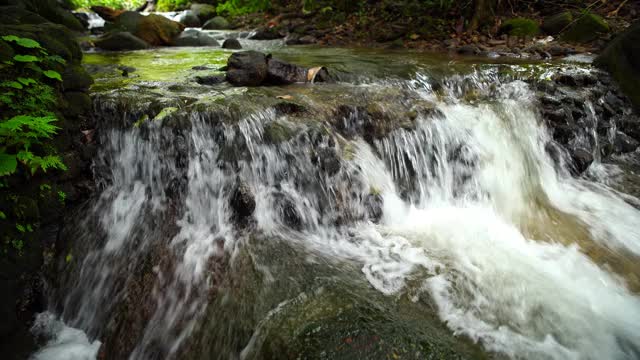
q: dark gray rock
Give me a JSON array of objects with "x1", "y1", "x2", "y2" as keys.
[
  {"x1": 250, "y1": 27, "x2": 284, "y2": 40},
  {"x1": 230, "y1": 180, "x2": 255, "y2": 225},
  {"x1": 195, "y1": 75, "x2": 225, "y2": 85},
  {"x1": 226, "y1": 50, "x2": 269, "y2": 86},
  {"x1": 202, "y1": 16, "x2": 230, "y2": 30},
  {"x1": 177, "y1": 10, "x2": 201, "y2": 28},
  {"x1": 94, "y1": 31, "x2": 149, "y2": 51},
  {"x1": 174, "y1": 30, "x2": 220, "y2": 47},
  {"x1": 222, "y1": 38, "x2": 242, "y2": 49}
]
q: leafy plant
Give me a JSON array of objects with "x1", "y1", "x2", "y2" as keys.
[
  {"x1": 0, "y1": 36, "x2": 67, "y2": 177},
  {"x1": 70, "y1": 0, "x2": 145, "y2": 10},
  {"x1": 216, "y1": 0, "x2": 271, "y2": 17}
]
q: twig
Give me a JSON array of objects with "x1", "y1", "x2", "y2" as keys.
[{"x1": 607, "y1": 0, "x2": 629, "y2": 17}]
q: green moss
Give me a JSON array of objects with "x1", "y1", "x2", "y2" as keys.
[
  {"x1": 500, "y1": 18, "x2": 539, "y2": 37},
  {"x1": 541, "y1": 11, "x2": 573, "y2": 35},
  {"x1": 561, "y1": 13, "x2": 609, "y2": 43},
  {"x1": 153, "y1": 107, "x2": 178, "y2": 122}
]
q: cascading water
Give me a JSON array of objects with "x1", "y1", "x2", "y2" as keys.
[{"x1": 31, "y1": 49, "x2": 640, "y2": 360}]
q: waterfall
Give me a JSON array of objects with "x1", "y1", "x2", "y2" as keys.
[{"x1": 32, "y1": 65, "x2": 640, "y2": 360}]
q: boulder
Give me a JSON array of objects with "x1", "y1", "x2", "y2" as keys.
[
  {"x1": 94, "y1": 31, "x2": 150, "y2": 51},
  {"x1": 541, "y1": 11, "x2": 572, "y2": 35},
  {"x1": 90, "y1": 5, "x2": 124, "y2": 22},
  {"x1": 112, "y1": 12, "x2": 185, "y2": 46},
  {"x1": 225, "y1": 51, "x2": 330, "y2": 86},
  {"x1": 176, "y1": 10, "x2": 201, "y2": 28},
  {"x1": 226, "y1": 51, "x2": 268, "y2": 86},
  {"x1": 222, "y1": 38, "x2": 242, "y2": 49},
  {"x1": 499, "y1": 18, "x2": 539, "y2": 37},
  {"x1": 195, "y1": 75, "x2": 225, "y2": 85},
  {"x1": 18, "y1": 0, "x2": 85, "y2": 31},
  {"x1": 190, "y1": 3, "x2": 216, "y2": 23},
  {"x1": 174, "y1": 29, "x2": 220, "y2": 47},
  {"x1": 250, "y1": 27, "x2": 284, "y2": 40},
  {"x1": 561, "y1": 13, "x2": 609, "y2": 43},
  {"x1": 595, "y1": 21, "x2": 640, "y2": 110},
  {"x1": 0, "y1": 6, "x2": 49, "y2": 26},
  {"x1": 63, "y1": 91, "x2": 92, "y2": 117},
  {"x1": 202, "y1": 16, "x2": 230, "y2": 30}
]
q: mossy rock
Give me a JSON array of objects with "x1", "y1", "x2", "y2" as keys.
[
  {"x1": 561, "y1": 12, "x2": 609, "y2": 43},
  {"x1": 62, "y1": 65, "x2": 93, "y2": 91},
  {"x1": 0, "y1": 23, "x2": 82, "y2": 64},
  {"x1": 94, "y1": 31, "x2": 150, "y2": 51},
  {"x1": 500, "y1": 18, "x2": 539, "y2": 37},
  {"x1": 111, "y1": 12, "x2": 185, "y2": 46},
  {"x1": 63, "y1": 91, "x2": 92, "y2": 117},
  {"x1": 263, "y1": 121, "x2": 295, "y2": 144},
  {"x1": 203, "y1": 16, "x2": 230, "y2": 30},
  {"x1": 190, "y1": 3, "x2": 217, "y2": 23},
  {"x1": 595, "y1": 21, "x2": 640, "y2": 110},
  {"x1": 541, "y1": 11, "x2": 573, "y2": 35}
]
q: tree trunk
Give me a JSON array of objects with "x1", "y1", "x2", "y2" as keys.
[{"x1": 469, "y1": 0, "x2": 498, "y2": 31}]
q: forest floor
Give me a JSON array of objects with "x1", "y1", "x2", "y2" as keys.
[{"x1": 229, "y1": 0, "x2": 639, "y2": 58}]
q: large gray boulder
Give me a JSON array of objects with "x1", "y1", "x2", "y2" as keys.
[{"x1": 176, "y1": 10, "x2": 201, "y2": 28}]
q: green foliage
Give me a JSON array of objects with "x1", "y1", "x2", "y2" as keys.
[
  {"x1": 0, "y1": 36, "x2": 66, "y2": 177},
  {"x1": 157, "y1": 0, "x2": 191, "y2": 11},
  {"x1": 216, "y1": 0, "x2": 271, "y2": 17},
  {"x1": 70, "y1": 0, "x2": 145, "y2": 10}
]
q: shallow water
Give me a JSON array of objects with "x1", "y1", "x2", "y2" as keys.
[{"x1": 34, "y1": 36, "x2": 640, "y2": 359}]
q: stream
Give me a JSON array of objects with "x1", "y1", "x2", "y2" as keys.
[{"x1": 29, "y1": 31, "x2": 640, "y2": 360}]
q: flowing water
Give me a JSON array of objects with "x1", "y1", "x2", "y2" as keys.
[{"x1": 31, "y1": 39, "x2": 640, "y2": 359}]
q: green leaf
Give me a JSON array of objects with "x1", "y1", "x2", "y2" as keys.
[
  {"x1": 26, "y1": 63, "x2": 43, "y2": 73},
  {"x1": 0, "y1": 154, "x2": 17, "y2": 176},
  {"x1": 1, "y1": 81, "x2": 23, "y2": 89},
  {"x1": 43, "y1": 70, "x2": 62, "y2": 81},
  {"x1": 13, "y1": 54, "x2": 39, "y2": 63},
  {"x1": 16, "y1": 223, "x2": 25, "y2": 233},
  {"x1": 17, "y1": 77, "x2": 36, "y2": 86},
  {"x1": 2, "y1": 35, "x2": 41, "y2": 49},
  {"x1": 46, "y1": 55, "x2": 66, "y2": 65},
  {"x1": 0, "y1": 211, "x2": 6, "y2": 220}
]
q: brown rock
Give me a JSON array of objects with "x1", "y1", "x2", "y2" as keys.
[{"x1": 91, "y1": 6, "x2": 124, "y2": 22}]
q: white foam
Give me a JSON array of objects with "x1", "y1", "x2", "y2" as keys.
[{"x1": 30, "y1": 312, "x2": 101, "y2": 360}]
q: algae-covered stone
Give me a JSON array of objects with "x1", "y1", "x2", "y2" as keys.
[
  {"x1": 595, "y1": 21, "x2": 640, "y2": 110},
  {"x1": 541, "y1": 11, "x2": 573, "y2": 35},
  {"x1": 203, "y1": 16, "x2": 230, "y2": 30},
  {"x1": 190, "y1": 3, "x2": 217, "y2": 23},
  {"x1": 561, "y1": 13, "x2": 609, "y2": 43},
  {"x1": 500, "y1": 18, "x2": 539, "y2": 37}
]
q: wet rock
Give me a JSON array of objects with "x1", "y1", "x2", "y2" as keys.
[
  {"x1": 364, "y1": 193, "x2": 383, "y2": 223},
  {"x1": 561, "y1": 12, "x2": 609, "y2": 43},
  {"x1": 174, "y1": 29, "x2": 220, "y2": 47},
  {"x1": 263, "y1": 121, "x2": 294, "y2": 144},
  {"x1": 313, "y1": 147, "x2": 341, "y2": 176},
  {"x1": 195, "y1": 75, "x2": 225, "y2": 86},
  {"x1": 222, "y1": 38, "x2": 242, "y2": 49},
  {"x1": 94, "y1": 31, "x2": 149, "y2": 51},
  {"x1": 225, "y1": 51, "x2": 329, "y2": 86},
  {"x1": 226, "y1": 50, "x2": 269, "y2": 86},
  {"x1": 274, "y1": 101, "x2": 306, "y2": 116},
  {"x1": 177, "y1": 10, "x2": 201, "y2": 28},
  {"x1": 73, "y1": 12, "x2": 89, "y2": 29},
  {"x1": 266, "y1": 58, "x2": 309, "y2": 85},
  {"x1": 285, "y1": 34, "x2": 317, "y2": 45},
  {"x1": 276, "y1": 195, "x2": 302, "y2": 230},
  {"x1": 614, "y1": 132, "x2": 640, "y2": 154},
  {"x1": 203, "y1": 16, "x2": 230, "y2": 30},
  {"x1": 230, "y1": 180, "x2": 255, "y2": 224},
  {"x1": 456, "y1": 45, "x2": 479, "y2": 55},
  {"x1": 250, "y1": 27, "x2": 284, "y2": 40},
  {"x1": 595, "y1": 21, "x2": 640, "y2": 110},
  {"x1": 190, "y1": 3, "x2": 217, "y2": 23},
  {"x1": 541, "y1": 11, "x2": 572, "y2": 35},
  {"x1": 570, "y1": 148, "x2": 593, "y2": 174}
]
